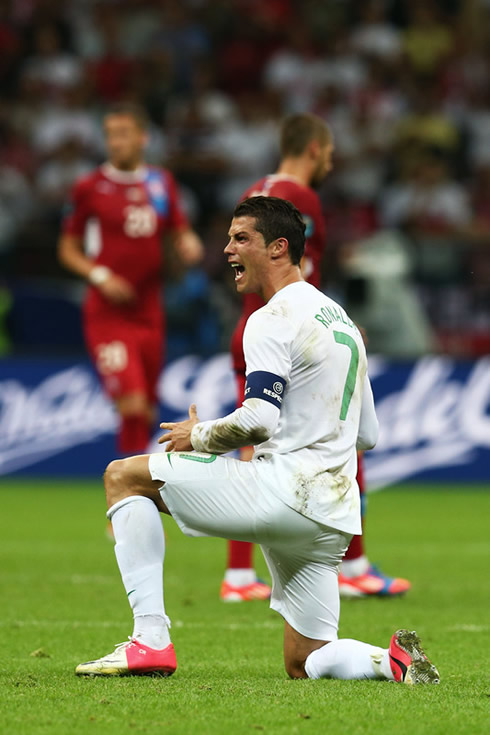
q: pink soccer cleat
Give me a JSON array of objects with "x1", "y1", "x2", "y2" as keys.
[
  {"x1": 339, "y1": 564, "x2": 411, "y2": 598},
  {"x1": 75, "y1": 639, "x2": 177, "y2": 677},
  {"x1": 220, "y1": 579, "x2": 271, "y2": 602},
  {"x1": 389, "y1": 629, "x2": 440, "y2": 685}
]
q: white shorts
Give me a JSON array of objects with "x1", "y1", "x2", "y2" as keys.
[{"x1": 149, "y1": 451, "x2": 351, "y2": 641}]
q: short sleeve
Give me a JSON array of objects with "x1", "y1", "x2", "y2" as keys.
[
  {"x1": 243, "y1": 304, "x2": 293, "y2": 385},
  {"x1": 62, "y1": 178, "x2": 91, "y2": 237}
]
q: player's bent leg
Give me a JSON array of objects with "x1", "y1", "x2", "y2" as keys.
[
  {"x1": 149, "y1": 452, "x2": 263, "y2": 542},
  {"x1": 104, "y1": 455, "x2": 169, "y2": 513},
  {"x1": 302, "y1": 629, "x2": 439, "y2": 683},
  {"x1": 304, "y1": 638, "x2": 391, "y2": 681},
  {"x1": 264, "y1": 522, "x2": 407, "y2": 683},
  {"x1": 78, "y1": 453, "x2": 267, "y2": 674},
  {"x1": 283, "y1": 621, "x2": 328, "y2": 679},
  {"x1": 76, "y1": 455, "x2": 175, "y2": 677},
  {"x1": 105, "y1": 404, "x2": 156, "y2": 541},
  {"x1": 282, "y1": 611, "x2": 439, "y2": 683}
]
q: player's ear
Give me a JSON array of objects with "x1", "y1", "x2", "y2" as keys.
[
  {"x1": 269, "y1": 237, "x2": 289, "y2": 260},
  {"x1": 308, "y1": 139, "x2": 320, "y2": 160}
]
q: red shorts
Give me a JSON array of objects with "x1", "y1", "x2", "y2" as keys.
[{"x1": 84, "y1": 316, "x2": 163, "y2": 403}]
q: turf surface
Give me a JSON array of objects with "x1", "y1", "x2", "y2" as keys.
[{"x1": 0, "y1": 480, "x2": 488, "y2": 735}]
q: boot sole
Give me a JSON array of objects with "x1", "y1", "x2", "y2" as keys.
[{"x1": 394, "y1": 630, "x2": 440, "y2": 685}]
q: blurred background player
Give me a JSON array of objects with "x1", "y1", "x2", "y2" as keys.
[
  {"x1": 58, "y1": 103, "x2": 203, "y2": 457},
  {"x1": 221, "y1": 113, "x2": 410, "y2": 601}
]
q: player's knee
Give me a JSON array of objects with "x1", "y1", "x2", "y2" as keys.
[
  {"x1": 285, "y1": 659, "x2": 307, "y2": 679},
  {"x1": 104, "y1": 459, "x2": 129, "y2": 506}
]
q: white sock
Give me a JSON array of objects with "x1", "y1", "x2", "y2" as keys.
[
  {"x1": 225, "y1": 568, "x2": 256, "y2": 586},
  {"x1": 132, "y1": 614, "x2": 171, "y2": 650},
  {"x1": 108, "y1": 496, "x2": 171, "y2": 650},
  {"x1": 305, "y1": 639, "x2": 394, "y2": 680},
  {"x1": 340, "y1": 555, "x2": 370, "y2": 578}
]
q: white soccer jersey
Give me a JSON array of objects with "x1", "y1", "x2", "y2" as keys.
[{"x1": 192, "y1": 281, "x2": 378, "y2": 534}]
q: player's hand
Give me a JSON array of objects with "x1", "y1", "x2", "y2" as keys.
[
  {"x1": 158, "y1": 404, "x2": 200, "y2": 452},
  {"x1": 98, "y1": 274, "x2": 136, "y2": 305},
  {"x1": 174, "y1": 230, "x2": 204, "y2": 266}
]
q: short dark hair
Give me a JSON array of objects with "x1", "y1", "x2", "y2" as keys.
[
  {"x1": 104, "y1": 102, "x2": 149, "y2": 130},
  {"x1": 233, "y1": 196, "x2": 306, "y2": 265},
  {"x1": 280, "y1": 113, "x2": 331, "y2": 157}
]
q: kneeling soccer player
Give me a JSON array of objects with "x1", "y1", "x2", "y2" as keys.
[{"x1": 76, "y1": 197, "x2": 439, "y2": 685}]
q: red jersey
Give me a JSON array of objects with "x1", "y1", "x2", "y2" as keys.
[
  {"x1": 63, "y1": 163, "x2": 188, "y2": 326},
  {"x1": 231, "y1": 174, "x2": 327, "y2": 374}
]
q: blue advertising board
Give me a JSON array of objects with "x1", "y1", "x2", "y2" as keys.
[
  {"x1": 0, "y1": 355, "x2": 488, "y2": 487},
  {"x1": 365, "y1": 356, "x2": 490, "y2": 488}
]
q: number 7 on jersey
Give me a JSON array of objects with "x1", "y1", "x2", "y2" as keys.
[{"x1": 333, "y1": 331, "x2": 359, "y2": 420}]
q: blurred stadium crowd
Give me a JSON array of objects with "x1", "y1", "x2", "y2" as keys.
[{"x1": 1, "y1": 0, "x2": 490, "y2": 359}]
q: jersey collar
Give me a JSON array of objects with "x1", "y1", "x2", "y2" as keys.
[
  {"x1": 101, "y1": 163, "x2": 149, "y2": 184},
  {"x1": 269, "y1": 280, "x2": 308, "y2": 302}
]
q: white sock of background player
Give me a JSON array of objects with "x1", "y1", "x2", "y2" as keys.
[
  {"x1": 305, "y1": 639, "x2": 394, "y2": 680},
  {"x1": 108, "y1": 496, "x2": 171, "y2": 650}
]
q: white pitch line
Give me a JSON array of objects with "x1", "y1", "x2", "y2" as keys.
[
  {"x1": 2, "y1": 620, "x2": 488, "y2": 634},
  {"x1": 2, "y1": 620, "x2": 282, "y2": 630},
  {"x1": 0, "y1": 574, "x2": 116, "y2": 585}
]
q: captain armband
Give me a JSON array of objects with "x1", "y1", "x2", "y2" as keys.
[{"x1": 244, "y1": 371, "x2": 286, "y2": 409}]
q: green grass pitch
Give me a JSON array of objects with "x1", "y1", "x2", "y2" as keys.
[{"x1": 0, "y1": 479, "x2": 488, "y2": 735}]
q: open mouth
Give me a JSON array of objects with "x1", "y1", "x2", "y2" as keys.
[{"x1": 230, "y1": 262, "x2": 246, "y2": 281}]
